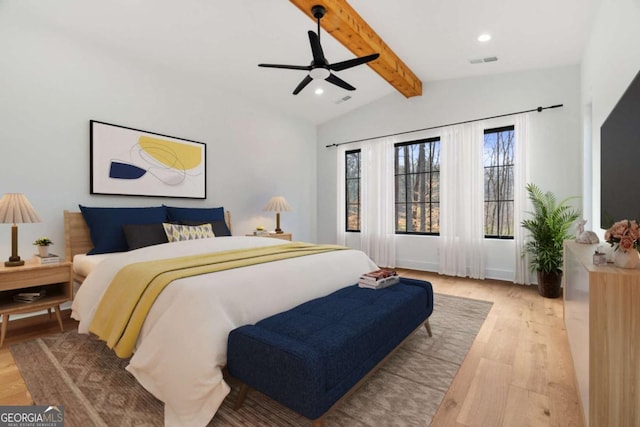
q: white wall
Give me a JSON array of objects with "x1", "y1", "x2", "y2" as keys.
[
  {"x1": 317, "y1": 66, "x2": 582, "y2": 281},
  {"x1": 0, "y1": 5, "x2": 317, "y2": 262},
  {"x1": 581, "y1": 0, "x2": 640, "y2": 230}
]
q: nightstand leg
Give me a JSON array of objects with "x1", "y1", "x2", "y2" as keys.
[
  {"x1": 54, "y1": 306, "x2": 64, "y2": 332},
  {"x1": 0, "y1": 313, "x2": 8, "y2": 347},
  {"x1": 47, "y1": 307, "x2": 52, "y2": 319}
]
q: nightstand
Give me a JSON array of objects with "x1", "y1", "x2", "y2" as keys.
[
  {"x1": 0, "y1": 260, "x2": 73, "y2": 347},
  {"x1": 246, "y1": 233, "x2": 292, "y2": 241}
]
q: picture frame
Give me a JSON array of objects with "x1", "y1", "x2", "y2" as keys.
[{"x1": 90, "y1": 120, "x2": 206, "y2": 199}]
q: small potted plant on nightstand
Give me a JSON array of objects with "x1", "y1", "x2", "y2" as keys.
[{"x1": 33, "y1": 237, "x2": 53, "y2": 257}]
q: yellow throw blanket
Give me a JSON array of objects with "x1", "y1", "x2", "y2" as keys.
[{"x1": 90, "y1": 242, "x2": 347, "y2": 358}]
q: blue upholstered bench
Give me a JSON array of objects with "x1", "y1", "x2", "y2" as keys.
[{"x1": 227, "y1": 277, "x2": 434, "y2": 426}]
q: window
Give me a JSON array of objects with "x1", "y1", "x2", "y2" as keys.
[
  {"x1": 394, "y1": 138, "x2": 440, "y2": 234},
  {"x1": 484, "y1": 126, "x2": 514, "y2": 238},
  {"x1": 345, "y1": 150, "x2": 361, "y2": 232}
]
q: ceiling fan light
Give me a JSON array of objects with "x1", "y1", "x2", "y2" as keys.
[{"x1": 310, "y1": 67, "x2": 331, "y2": 80}]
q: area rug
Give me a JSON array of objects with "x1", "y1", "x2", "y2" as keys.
[{"x1": 10, "y1": 293, "x2": 492, "y2": 427}]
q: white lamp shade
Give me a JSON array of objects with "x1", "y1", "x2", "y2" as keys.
[
  {"x1": 0, "y1": 193, "x2": 42, "y2": 224},
  {"x1": 263, "y1": 196, "x2": 292, "y2": 213}
]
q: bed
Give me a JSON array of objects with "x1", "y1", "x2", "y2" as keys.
[{"x1": 64, "y1": 208, "x2": 378, "y2": 426}]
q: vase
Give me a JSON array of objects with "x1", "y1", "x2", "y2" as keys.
[
  {"x1": 613, "y1": 248, "x2": 640, "y2": 269},
  {"x1": 37, "y1": 245, "x2": 49, "y2": 257}
]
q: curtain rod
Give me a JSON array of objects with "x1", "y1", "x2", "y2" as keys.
[{"x1": 325, "y1": 103, "x2": 563, "y2": 148}]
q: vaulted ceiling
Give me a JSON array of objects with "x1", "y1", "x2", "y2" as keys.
[{"x1": 8, "y1": 0, "x2": 601, "y2": 124}]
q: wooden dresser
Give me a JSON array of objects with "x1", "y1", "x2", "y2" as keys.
[{"x1": 563, "y1": 241, "x2": 640, "y2": 427}]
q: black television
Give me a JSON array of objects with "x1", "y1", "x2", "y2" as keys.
[{"x1": 600, "y1": 68, "x2": 640, "y2": 228}]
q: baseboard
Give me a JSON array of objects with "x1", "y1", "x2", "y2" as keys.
[
  {"x1": 397, "y1": 260, "x2": 522, "y2": 284},
  {"x1": 396, "y1": 259, "x2": 439, "y2": 272}
]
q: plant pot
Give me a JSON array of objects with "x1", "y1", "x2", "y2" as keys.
[
  {"x1": 37, "y1": 245, "x2": 49, "y2": 257},
  {"x1": 536, "y1": 270, "x2": 562, "y2": 298}
]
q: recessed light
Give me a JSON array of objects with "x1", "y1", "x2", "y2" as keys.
[
  {"x1": 477, "y1": 33, "x2": 491, "y2": 42},
  {"x1": 315, "y1": 87, "x2": 324, "y2": 95}
]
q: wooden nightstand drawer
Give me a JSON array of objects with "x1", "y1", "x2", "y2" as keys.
[{"x1": 0, "y1": 263, "x2": 71, "y2": 290}]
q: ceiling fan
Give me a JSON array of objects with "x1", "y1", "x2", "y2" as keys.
[{"x1": 258, "y1": 5, "x2": 380, "y2": 95}]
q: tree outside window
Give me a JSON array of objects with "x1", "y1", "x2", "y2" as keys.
[
  {"x1": 394, "y1": 138, "x2": 440, "y2": 234},
  {"x1": 484, "y1": 126, "x2": 515, "y2": 238},
  {"x1": 345, "y1": 150, "x2": 361, "y2": 232}
]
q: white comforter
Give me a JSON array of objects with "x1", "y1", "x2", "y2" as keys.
[{"x1": 71, "y1": 236, "x2": 377, "y2": 426}]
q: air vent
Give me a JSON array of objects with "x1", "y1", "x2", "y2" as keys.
[
  {"x1": 334, "y1": 95, "x2": 352, "y2": 104},
  {"x1": 469, "y1": 56, "x2": 499, "y2": 64}
]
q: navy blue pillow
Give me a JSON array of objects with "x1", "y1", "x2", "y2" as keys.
[
  {"x1": 79, "y1": 205, "x2": 168, "y2": 254},
  {"x1": 165, "y1": 206, "x2": 225, "y2": 223}
]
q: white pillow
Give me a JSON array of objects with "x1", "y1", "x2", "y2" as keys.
[{"x1": 162, "y1": 223, "x2": 214, "y2": 242}]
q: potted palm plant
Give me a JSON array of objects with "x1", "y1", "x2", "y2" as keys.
[{"x1": 521, "y1": 183, "x2": 580, "y2": 298}]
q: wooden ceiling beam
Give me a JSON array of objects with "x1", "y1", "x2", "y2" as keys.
[{"x1": 289, "y1": 0, "x2": 422, "y2": 98}]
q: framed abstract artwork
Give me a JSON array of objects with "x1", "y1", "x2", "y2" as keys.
[{"x1": 90, "y1": 120, "x2": 206, "y2": 199}]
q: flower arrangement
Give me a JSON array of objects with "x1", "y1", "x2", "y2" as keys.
[
  {"x1": 33, "y1": 237, "x2": 53, "y2": 247},
  {"x1": 604, "y1": 219, "x2": 640, "y2": 253}
]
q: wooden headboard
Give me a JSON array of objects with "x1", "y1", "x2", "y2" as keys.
[
  {"x1": 63, "y1": 210, "x2": 233, "y2": 263},
  {"x1": 64, "y1": 211, "x2": 92, "y2": 262}
]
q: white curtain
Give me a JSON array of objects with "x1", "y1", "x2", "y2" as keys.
[
  {"x1": 439, "y1": 122, "x2": 485, "y2": 279},
  {"x1": 336, "y1": 114, "x2": 529, "y2": 281},
  {"x1": 360, "y1": 138, "x2": 396, "y2": 267},
  {"x1": 513, "y1": 114, "x2": 531, "y2": 284},
  {"x1": 336, "y1": 145, "x2": 347, "y2": 246}
]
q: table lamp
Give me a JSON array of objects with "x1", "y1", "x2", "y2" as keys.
[
  {"x1": 263, "y1": 196, "x2": 291, "y2": 234},
  {"x1": 0, "y1": 193, "x2": 42, "y2": 267}
]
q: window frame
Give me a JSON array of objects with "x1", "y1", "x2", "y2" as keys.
[
  {"x1": 394, "y1": 137, "x2": 441, "y2": 236},
  {"x1": 483, "y1": 125, "x2": 515, "y2": 239},
  {"x1": 345, "y1": 149, "x2": 361, "y2": 232}
]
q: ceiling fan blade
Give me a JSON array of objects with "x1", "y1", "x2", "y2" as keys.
[
  {"x1": 293, "y1": 75, "x2": 313, "y2": 95},
  {"x1": 308, "y1": 31, "x2": 326, "y2": 65},
  {"x1": 329, "y1": 53, "x2": 380, "y2": 72},
  {"x1": 258, "y1": 63, "x2": 311, "y2": 71},
  {"x1": 325, "y1": 73, "x2": 356, "y2": 91}
]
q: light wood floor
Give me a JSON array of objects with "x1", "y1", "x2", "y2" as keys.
[
  {"x1": 0, "y1": 271, "x2": 584, "y2": 426},
  {"x1": 400, "y1": 270, "x2": 584, "y2": 427}
]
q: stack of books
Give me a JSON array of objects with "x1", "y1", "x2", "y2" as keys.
[
  {"x1": 34, "y1": 253, "x2": 61, "y2": 264},
  {"x1": 358, "y1": 268, "x2": 400, "y2": 289},
  {"x1": 13, "y1": 289, "x2": 47, "y2": 303}
]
